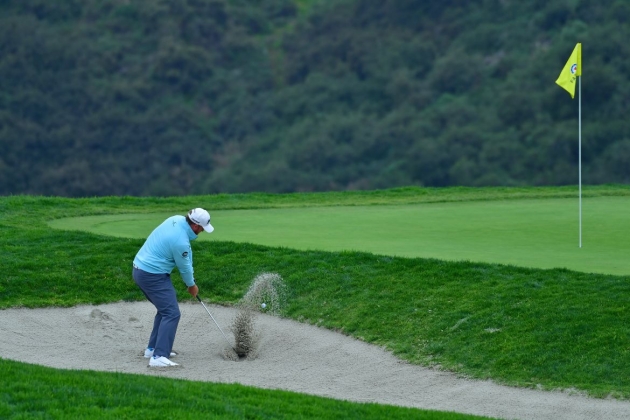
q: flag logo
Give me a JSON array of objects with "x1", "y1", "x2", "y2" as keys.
[{"x1": 555, "y1": 43, "x2": 582, "y2": 99}]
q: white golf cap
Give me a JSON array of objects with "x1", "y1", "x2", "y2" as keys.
[{"x1": 188, "y1": 208, "x2": 214, "y2": 233}]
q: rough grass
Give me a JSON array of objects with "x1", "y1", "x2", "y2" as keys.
[{"x1": 0, "y1": 358, "x2": 491, "y2": 420}]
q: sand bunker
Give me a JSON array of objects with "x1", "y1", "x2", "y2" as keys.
[{"x1": 1, "y1": 301, "x2": 630, "y2": 420}]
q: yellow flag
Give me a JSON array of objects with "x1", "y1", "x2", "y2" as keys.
[{"x1": 555, "y1": 43, "x2": 582, "y2": 98}]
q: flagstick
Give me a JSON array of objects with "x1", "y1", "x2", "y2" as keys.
[{"x1": 578, "y1": 74, "x2": 582, "y2": 248}]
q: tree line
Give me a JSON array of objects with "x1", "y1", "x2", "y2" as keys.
[{"x1": 1, "y1": 0, "x2": 629, "y2": 196}]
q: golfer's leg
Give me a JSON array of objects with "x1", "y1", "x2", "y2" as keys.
[
  {"x1": 151, "y1": 278, "x2": 181, "y2": 358},
  {"x1": 133, "y1": 268, "x2": 175, "y2": 353},
  {"x1": 133, "y1": 267, "x2": 158, "y2": 349},
  {"x1": 148, "y1": 312, "x2": 162, "y2": 350}
]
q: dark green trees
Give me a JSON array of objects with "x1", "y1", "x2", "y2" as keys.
[{"x1": 0, "y1": 0, "x2": 628, "y2": 196}]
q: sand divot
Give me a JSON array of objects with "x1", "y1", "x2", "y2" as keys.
[
  {"x1": 222, "y1": 273, "x2": 287, "y2": 361},
  {"x1": 239, "y1": 272, "x2": 288, "y2": 316}
]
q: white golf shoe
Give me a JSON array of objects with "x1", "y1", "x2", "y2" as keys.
[
  {"x1": 144, "y1": 348, "x2": 178, "y2": 358},
  {"x1": 149, "y1": 355, "x2": 179, "y2": 367}
]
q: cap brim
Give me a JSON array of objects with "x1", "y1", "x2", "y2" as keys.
[{"x1": 203, "y1": 223, "x2": 214, "y2": 233}]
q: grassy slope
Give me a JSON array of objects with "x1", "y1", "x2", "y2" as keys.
[
  {"x1": 1, "y1": 360, "x2": 490, "y2": 420},
  {"x1": 2, "y1": 186, "x2": 630, "y2": 418}
]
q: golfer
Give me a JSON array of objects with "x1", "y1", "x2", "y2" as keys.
[{"x1": 133, "y1": 208, "x2": 214, "y2": 367}]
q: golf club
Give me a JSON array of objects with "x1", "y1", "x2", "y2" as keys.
[{"x1": 196, "y1": 295, "x2": 242, "y2": 356}]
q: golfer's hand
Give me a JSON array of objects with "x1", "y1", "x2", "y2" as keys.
[{"x1": 188, "y1": 284, "x2": 199, "y2": 298}]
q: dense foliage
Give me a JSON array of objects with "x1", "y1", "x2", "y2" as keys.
[{"x1": 1, "y1": 0, "x2": 629, "y2": 196}]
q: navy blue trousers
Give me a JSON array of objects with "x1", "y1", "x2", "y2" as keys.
[{"x1": 133, "y1": 267, "x2": 181, "y2": 359}]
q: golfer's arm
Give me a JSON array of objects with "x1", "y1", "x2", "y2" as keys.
[{"x1": 173, "y1": 245, "x2": 195, "y2": 287}]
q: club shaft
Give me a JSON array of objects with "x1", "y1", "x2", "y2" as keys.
[{"x1": 197, "y1": 296, "x2": 234, "y2": 348}]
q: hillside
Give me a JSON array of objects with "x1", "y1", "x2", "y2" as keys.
[{"x1": 1, "y1": 0, "x2": 629, "y2": 196}]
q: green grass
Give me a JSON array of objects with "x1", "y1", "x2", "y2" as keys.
[
  {"x1": 2, "y1": 186, "x2": 630, "y2": 418},
  {"x1": 49, "y1": 196, "x2": 630, "y2": 275},
  {"x1": 0, "y1": 359, "x2": 489, "y2": 420}
]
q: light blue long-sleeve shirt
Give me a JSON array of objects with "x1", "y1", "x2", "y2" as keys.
[{"x1": 133, "y1": 215, "x2": 198, "y2": 287}]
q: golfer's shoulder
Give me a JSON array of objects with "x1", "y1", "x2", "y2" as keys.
[
  {"x1": 167, "y1": 215, "x2": 190, "y2": 243},
  {"x1": 164, "y1": 214, "x2": 186, "y2": 224}
]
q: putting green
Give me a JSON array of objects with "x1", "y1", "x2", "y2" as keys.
[{"x1": 48, "y1": 197, "x2": 630, "y2": 276}]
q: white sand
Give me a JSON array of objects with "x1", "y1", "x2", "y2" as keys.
[{"x1": 1, "y1": 301, "x2": 629, "y2": 420}]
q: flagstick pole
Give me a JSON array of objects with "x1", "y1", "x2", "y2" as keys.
[{"x1": 578, "y1": 74, "x2": 582, "y2": 248}]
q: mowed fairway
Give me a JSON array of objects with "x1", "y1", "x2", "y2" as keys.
[{"x1": 49, "y1": 196, "x2": 630, "y2": 275}]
